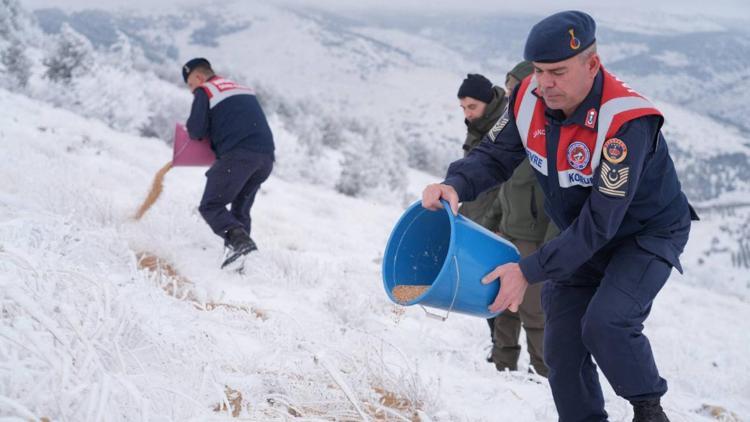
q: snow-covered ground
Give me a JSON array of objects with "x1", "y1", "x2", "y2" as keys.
[
  {"x1": 1, "y1": 0, "x2": 749, "y2": 419},
  {"x1": 1, "y1": 81, "x2": 749, "y2": 422}
]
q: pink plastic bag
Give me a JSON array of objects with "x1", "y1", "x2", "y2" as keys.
[{"x1": 172, "y1": 123, "x2": 216, "y2": 167}]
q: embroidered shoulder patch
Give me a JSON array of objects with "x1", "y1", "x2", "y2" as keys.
[
  {"x1": 567, "y1": 141, "x2": 591, "y2": 171},
  {"x1": 602, "y1": 137, "x2": 627, "y2": 164},
  {"x1": 598, "y1": 161, "x2": 629, "y2": 197},
  {"x1": 488, "y1": 105, "x2": 510, "y2": 143}
]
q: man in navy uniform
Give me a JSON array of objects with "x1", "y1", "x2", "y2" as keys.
[
  {"x1": 422, "y1": 11, "x2": 698, "y2": 422},
  {"x1": 183, "y1": 58, "x2": 275, "y2": 269}
]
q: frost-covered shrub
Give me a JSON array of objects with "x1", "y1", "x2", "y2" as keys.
[
  {"x1": 43, "y1": 23, "x2": 94, "y2": 83},
  {"x1": 0, "y1": 0, "x2": 29, "y2": 40},
  {"x1": 1, "y1": 40, "x2": 31, "y2": 88},
  {"x1": 336, "y1": 124, "x2": 408, "y2": 198}
]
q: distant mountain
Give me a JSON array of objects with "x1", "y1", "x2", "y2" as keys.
[
  {"x1": 19, "y1": 2, "x2": 750, "y2": 207},
  {"x1": 347, "y1": 11, "x2": 750, "y2": 132}
]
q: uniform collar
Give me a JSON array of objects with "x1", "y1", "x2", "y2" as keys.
[{"x1": 537, "y1": 69, "x2": 603, "y2": 130}]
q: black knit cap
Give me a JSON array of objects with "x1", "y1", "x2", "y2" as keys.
[
  {"x1": 457, "y1": 74, "x2": 494, "y2": 104},
  {"x1": 182, "y1": 57, "x2": 211, "y2": 83},
  {"x1": 524, "y1": 11, "x2": 596, "y2": 63}
]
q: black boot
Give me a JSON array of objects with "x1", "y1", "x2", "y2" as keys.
[
  {"x1": 632, "y1": 399, "x2": 669, "y2": 422},
  {"x1": 221, "y1": 227, "x2": 257, "y2": 269}
]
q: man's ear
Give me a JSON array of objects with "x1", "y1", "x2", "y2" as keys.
[{"x1": 588, "y1": 54, "x2": 601, "y2": 78}]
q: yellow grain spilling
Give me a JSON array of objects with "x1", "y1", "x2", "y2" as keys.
[
  {"x1": 392, "y1": 285, "x2": 429, "y2": 303},
  {"x1": 133, "y1": 161, "x2": 173, "y2": 220}
]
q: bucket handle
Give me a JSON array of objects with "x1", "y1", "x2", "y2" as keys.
[{"x1": 420, "y1": 255, "x2": 460, "y2": 322}]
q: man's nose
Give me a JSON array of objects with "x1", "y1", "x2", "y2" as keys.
[{"x1": 536, "y1": 72, "x2": 554, "y2": 88}]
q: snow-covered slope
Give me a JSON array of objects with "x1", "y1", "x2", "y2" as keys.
[
  {"x1": 1, "y1": 86, "x2": 749, "y2": 421},
  {"x1": 2, "y1": 1, "x2": 750, "y2": 419}
]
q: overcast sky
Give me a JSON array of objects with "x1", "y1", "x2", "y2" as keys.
[
  {"x1": 297, "y1": 0, "x2": 750, "y2": 21},
  {"x1": 18, "y1": 0, "x2": 750, "y2": 22}
]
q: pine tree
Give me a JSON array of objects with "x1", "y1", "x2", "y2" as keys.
[
  {"x1": 336, "y1": 124, "x2": 407, "y2": 197},
  {"x1": 43, "y1": 23, "x2": 93, "y2": 83},
  {"x1": 1, "y1": 39, "x2": 31, "y2": 88},
  {"x1": 0, "y1": 0, "x2": 43, "y2": 47},
  {"x1": 0, "y1": 0, "x2": 24, "y2": 40}
]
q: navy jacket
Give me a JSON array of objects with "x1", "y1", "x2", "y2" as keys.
[
  {"x1": 187, "y1": 76, "x2": 274, "y2": 158},
  {"x1": 444, "y1": 70, "x2": 696, "y2": 284}
]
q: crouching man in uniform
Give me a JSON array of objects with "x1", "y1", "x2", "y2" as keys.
[
  {"x1": 422, "y1": 11, "x2": 698, "y2": 422},
  {"x1": 183, "y1": 58, "x2": 275, "y2": 269}
]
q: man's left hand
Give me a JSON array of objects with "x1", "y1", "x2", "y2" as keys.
[{"x1": 481, "y1": 263, "x2": 529, "y2": 313}]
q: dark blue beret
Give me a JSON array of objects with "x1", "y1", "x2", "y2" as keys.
[
  {"x1": 182, "y1": 57, "x2": 211, "y2": 83},
  {"x1": 524, "y1": 11, "x2": 596, "y2": 63}
]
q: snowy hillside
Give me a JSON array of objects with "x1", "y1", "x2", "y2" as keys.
[
  {"x1": 25, "y1": 1, "x2": 479, "y2": 197},
  {"x1": 1, "y1": 87, "x2": 749, "y2": 421},
  {"x1": 351, "y1": 8, "x2": 750, "y2": 131},
  {"x1": 2, "y1": 0, "x2": 750, "y2": 420},
  {"x1": 16, "y1": 1, "x2": 750, "y2": 205}
]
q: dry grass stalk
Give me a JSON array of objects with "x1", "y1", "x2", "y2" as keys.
[
  {"x1": 372, "y1": 386, "x2": 414, "y2": 412},
  {"x1": 700, "y1": 404, "x2": 741, "y2": 421},
  {"x1": 136, "y1": 251, "x2": 268, "y2": 318},
  {"x1": 213, "y1": 385, "x2": 243, "y2": 417},
  {"x1": 136, "y1": 251, "x2": 195, "y2": 301},
  {"x1": 261, "y1": 371, "x2": 424, "y2": 420},
  {"x1": 204, "y1": 302, "x2": 248, "y2": 312},
  {"x1": 366, "y1": 386, "x2": 422, "y2": 421},
  {"x1": 315, "y1": 353, "x2": 369, "y2": 420},
  {"x1": 364, "y1": 402, "x2": 417, "y2": 421},
  {"x1": 266, "y1": 397, "x2": 305, "y2": 418},
  {"x1": 133, "y1": 161, "x2": 173, "y2": 220},
  {"x1": 249, "y1": 308, "x2": 268, "y2": 320},
  {"x1": 203, "y1": 302, "x2": 269, "y2": 321},
  {"x1": 136, "y1": 252, "x2": 185, "y2": 280}
]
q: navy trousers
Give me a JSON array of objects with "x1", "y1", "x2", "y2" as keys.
[
  {"x1": 199, "y1": 149, "x2": 273, "y2": 240},
  {"x1": 541, "y1": 239, "x2": 673, "y2": 422}
]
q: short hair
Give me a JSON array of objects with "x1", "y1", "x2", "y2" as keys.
[
  {"x1": 578, "y1": 42, "x2": 598, "y2": 62},
  {"x1": 192, "y1": 63, "x2": 214, "y2": 77},
  {"x1": 182, "y1": 57, "x2": 213, "y2": 82}
]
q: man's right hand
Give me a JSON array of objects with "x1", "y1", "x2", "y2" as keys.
[{"x1": 422, "y1": 183, "x2": 459, "y2": 216}]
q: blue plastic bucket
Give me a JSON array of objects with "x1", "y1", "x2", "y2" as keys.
[{"x1": 382, "y1": 200, "x2": 520, "y2": 319}]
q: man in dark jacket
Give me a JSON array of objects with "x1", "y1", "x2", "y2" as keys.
[
  {"x1": 183, "y1": 58, "x2": 274, "y2": 269},
  {"x1": 457, "y1": 68, "x2": 554, "y2": 377},
  {"x1": 456, "y1": 74, "x2": 509, "y2": 363},
  {"x1": 457, "y1": 74, "x2": 506, "y2": 230},
  {"x1": 425, "y1": 11, "x2": 698, "y2": 422}
]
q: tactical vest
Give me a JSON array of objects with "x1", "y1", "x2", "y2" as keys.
[{"x1": 513, "y1": 67, "x2": 660, "y2": 188}]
